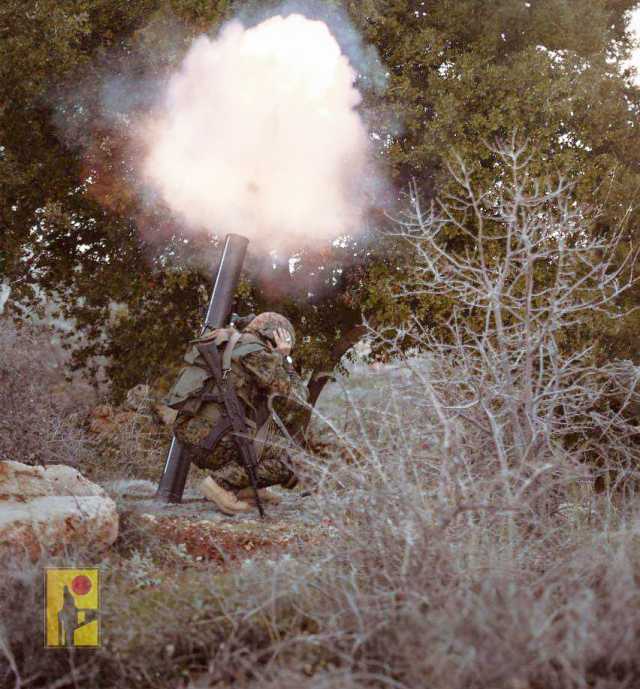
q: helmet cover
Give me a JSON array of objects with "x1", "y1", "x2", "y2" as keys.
[{"x1": 244, "y1": 312, "x2": 296, "y2": 348}]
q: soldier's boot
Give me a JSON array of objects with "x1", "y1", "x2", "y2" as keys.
[
  {"x1": 199, "y1": 477, "x2": 253, "y2": 515},
  {"x1": 237, "y1": 487, "x2": 282, "y2": 505}
]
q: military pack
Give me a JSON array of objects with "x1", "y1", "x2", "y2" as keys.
[{"x1": 164, "y1": 328, "x2": 265, "y2": 412}]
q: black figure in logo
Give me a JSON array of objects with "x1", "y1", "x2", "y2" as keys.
[{"x1": 57, "y1": 585, "x2": 98, "y2": 646}]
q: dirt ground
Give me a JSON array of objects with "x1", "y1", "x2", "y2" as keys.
[{"x1": 108, "y1": 480, "x2": 337, "y2": 566}]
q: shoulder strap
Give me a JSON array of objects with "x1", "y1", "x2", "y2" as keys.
[
  {"x1": 228, "y1": 332, "x2": 266, "y2": 363},
  {"x1": 190, "y1": 328, "x2": 263, "y2": 374},
  {"x1": 222, "y1": 329, "x2": 242, "y2": 373},
  {"x1": 233, "y1": 332, "x2": 267, "y2": 358},
  {"x1": 232, "y1": 342, "x2": 266, "y2": 359},
  {"x1": 191, "y1": 327, "x2": 232, "y2": 347},
  {"x1": 239, "y1": 332, "x2": 264, "y2": 346}
]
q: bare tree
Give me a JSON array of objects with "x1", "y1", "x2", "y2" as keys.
[{"x1": 366, "y1": 140, "x2": 640, "y2": 508}]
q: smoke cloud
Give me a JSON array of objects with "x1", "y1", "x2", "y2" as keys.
[{"x1": 140, "y1": 14, "x2": 376, "y2": 250}]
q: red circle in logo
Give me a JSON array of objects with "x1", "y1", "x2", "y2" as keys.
[{"x1": 71, "y1": 575, "x2": 92, "y2": 596}]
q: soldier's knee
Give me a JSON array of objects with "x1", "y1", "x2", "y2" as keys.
[{"x1": 174, "y1": 412, "x2": 212, "y2": 446}]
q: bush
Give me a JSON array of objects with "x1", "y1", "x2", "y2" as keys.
[
  {"x1": 4, "y1": 147, "x2": 640, "y2": 688},
  {"x1": 386, "y1": 140, "x2": 640, "y2": 489},
  {"x1": 81, "y1": 406, "x2": 172, "y2": 485},
  {"x1": 0, "y1": 319, "x2": 95, "y2": 466},
  {"x1": 4, "y1": 357, "x2": 640, "y2": 689}
]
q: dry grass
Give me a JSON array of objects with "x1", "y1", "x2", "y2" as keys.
[
  {"x1": 4, "y1": 148, "x2": 640, "y2": 688},
  {"x1": 0, "y1": 319, "x2": 95, "y2": 467},
  {"x1": 0, "y1": 318, "x2": 169, "y2": 483},
  {"x1": 81, "y1": 408, "x2": 172, "y2": 484},
  {"x1": 3, "y1": 360, "x2": 640, "y2": 689}
]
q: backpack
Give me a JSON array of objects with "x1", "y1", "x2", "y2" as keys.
[{"x1": 164, "y1": 327, "x2": 265, "y2": 411}]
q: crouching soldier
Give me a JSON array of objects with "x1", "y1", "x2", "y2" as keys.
[{"x1": 165, "y1": 312, "x2": 308, "y2": 515}]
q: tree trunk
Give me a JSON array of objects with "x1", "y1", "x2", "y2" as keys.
[{"x1": 298, "y1": 323, "x2": 367, "y2": 434}]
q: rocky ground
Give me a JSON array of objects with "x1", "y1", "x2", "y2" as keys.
[
  {"x1": 108, "y1": 480, "x2": 336, "y2": 566},
  {"x1": 80, "y1": 366, "x2": 379, "y2": 568},
  {"x1": 0, "y1": 362, "x2": 371, "y2": 566}
]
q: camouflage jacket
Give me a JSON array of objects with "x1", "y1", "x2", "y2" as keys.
[{"x1": 165, "y1": 328, "x2": 308, "y2": 416}]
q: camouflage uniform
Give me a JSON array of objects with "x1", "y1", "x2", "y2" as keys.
[{"x1": 165, "y1": 323, "x2": 307, "y2": 492}]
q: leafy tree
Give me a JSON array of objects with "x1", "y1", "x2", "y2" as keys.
[
  {"x1": 2, "y1": 0, "x2": 640, "y2": 405},
  {"x1": 350, "y1": 0, "x2": 640, "y2": 363}
]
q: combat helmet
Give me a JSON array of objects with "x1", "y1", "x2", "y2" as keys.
[{"x1": 244, "y1": 312, "x2": 296, "y2": 348}]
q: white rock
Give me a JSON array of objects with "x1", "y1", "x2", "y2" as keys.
[
  {"x1": 103, "y1": 478, "x2": 158, "y2": 497},
  {"x1": 0, "y1": 460, "x2": 118, "y2": 559}
]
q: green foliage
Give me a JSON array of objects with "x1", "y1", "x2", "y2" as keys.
[
  {"x1": 2, "y1": 0, "x2": 640, "y2": 400},
  {"x1": 350, "y1": 0, "x2": 640, "y2": 363}
]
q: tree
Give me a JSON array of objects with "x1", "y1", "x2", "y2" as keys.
[
  {"x1": 2, "y1": 0, "x2": 640, "y2": 404},
  {"x1": 380, "y1": 141, "x2": 640, "y2": 493},
  {"x1": 350, "y1": 0, "x2": 640, "y2": 368}
]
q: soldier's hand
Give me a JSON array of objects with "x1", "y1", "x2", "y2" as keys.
[{"x1": 273, "y1": 327, "x2": 293, "y2": 356}]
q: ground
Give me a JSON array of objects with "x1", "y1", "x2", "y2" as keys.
[
  {"x1": 7, "y1": 357, "x2": 638, "y2": 689},
  {"x1": 95, "y1": 361, "x2": 374, "y2": 568},
  {"x1": 111, "y1": 481, "x2": 336, "y2": 566}
]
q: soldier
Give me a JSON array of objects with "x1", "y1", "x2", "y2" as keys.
[{"x1": 165, "y1": 312, "x2": 308, "y2": 515}]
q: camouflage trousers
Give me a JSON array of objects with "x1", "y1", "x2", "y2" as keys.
[{"x1": 174, "y1": 402, "x2": 297, "y2": 491}]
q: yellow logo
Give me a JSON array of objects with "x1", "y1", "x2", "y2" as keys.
[{"x1": 44, "y1": 568, "x2": 101, "y2": 648}]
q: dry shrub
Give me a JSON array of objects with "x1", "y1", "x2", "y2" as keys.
[
  {"x1": 0, "y1": 545, "x2": 108, "y2": 689},
  {"x1": 0, "y1": 319, "x2": 95, "y2": 466},
  {"x1": 4, "y1": 146, "x2": 640, "y2": 689},
  {"x1": 171, "y1": 344, "x2": 640, "y2": 689},
  {"x1": 82, "y1": 408, "x2": 172, "y2": 484},
  {"x1": 3, "y1": 361, "x2": 640, "y2": 689},
  {"x1": 0, "y1": 316, "x2": 170, "y2": 482},
  {"x1": 271, "y1": 414, "x2": 640, "y2": 689},
  {"x1": 4, "y1": 415, "x2": 640, "y2": 689}
]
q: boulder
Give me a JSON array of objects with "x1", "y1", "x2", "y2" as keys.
[
  {"x1": 127, "y1": 384, "x2": 177, "y2": 425},
  {"x1": 0, "y1": 461, "x2": 119, "y2": 560},
  {"x1": 91, "y1": 404, "x2": 114, "y2": 420},
  {"x1": 88, "y1": 386, "x2": 176, "y2": 434},
  {"x1": 88, "y1": 404, "x2": 138, "y2": 435}
]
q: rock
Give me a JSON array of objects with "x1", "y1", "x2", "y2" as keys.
[
  {"x1": 113, "y1": 410, "x2": 137, "y2": 425},
  {"x1": 88, "y1": 406, "x2": 137, "y2": 435},
  {"x1": 88, "y1": 386, "x2": 173, "y2": 435},
  {"x1": 127, "y1": 384, "x2": 176, "y2": 425},
  {"x1": 0, "y1": 461, "x2": 119, "y2": 560},
  {"x1": 89, "y1": 417, "x2": 113, "y2": 434},
  {"x1": 103, "y1": 479, "x2": 158, "y2": 498},
  {"x1": 91, "y1": 404, "x2": 114, "y2": 419}
]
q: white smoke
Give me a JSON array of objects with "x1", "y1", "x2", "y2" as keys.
[{"x1": 140, "y1": 14, "x2": 375, "y2": 250}]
